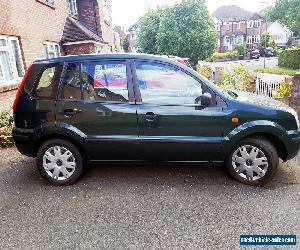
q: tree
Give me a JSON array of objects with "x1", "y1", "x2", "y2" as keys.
[
  {"x1": 270, "y1": 40, "x2": 277, "y2": 50},
  {"x1": 138, "y1": 0, "x2": 217, "y2": 65},
  {"x1": 268, "y1": 0, "x2": 300, "y2": 35},
  {"x1": 137, "y1": 8, "x2": 165, "y2": 54},
  {"x1": 261, "y1": 32, "x2": 271, "y2": 48},
  {"x1": 123, "y1": 34, "x2": 130, "y2": 52}
]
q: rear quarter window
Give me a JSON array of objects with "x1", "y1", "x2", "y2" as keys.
[{"x1": 33, "y1": 64, "x2": 63, "y2": 99}]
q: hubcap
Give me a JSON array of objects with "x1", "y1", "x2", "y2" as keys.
[
  {"x1": 232, "y1": 145, "x2": 268, "y2": 181},
  {"x1": 42, "y1": 146, "x2": 76, "y2": 181}
]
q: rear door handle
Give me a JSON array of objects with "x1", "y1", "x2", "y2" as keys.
[
  {"x1": 63, "y1": 109, "x2": 81, "y2": 117},
  {"x1": 143, "y1": 112, "x2": 158, "y2": 122}
]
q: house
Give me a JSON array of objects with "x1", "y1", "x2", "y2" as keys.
[
  {"x1": 127, "y1": 21, "x2": 140, "y2": 53},
  {"x1": 113, "y1": 26, "x2": 126, "y2": 53},
  {"x1": 212, "y1": 5, "x2": 266, "y2": 52},
  {"x1": 0, "y1": 0, "x2": 114, "y2": 92},
  {"x1": 268, "y1": 21, "x2": 293, "y2": 48}
]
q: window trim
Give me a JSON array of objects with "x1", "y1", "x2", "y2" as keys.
[
  {"x1": 58, "y1": 59, "x2": 135, "y2": 104},
  {"x1": 132, "y1": 59, "x2": 216, "y2": 107}
]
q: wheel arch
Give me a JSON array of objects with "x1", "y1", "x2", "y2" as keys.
[{"x1": 34, "y1": 133, "x2": 89, "y2": 161}]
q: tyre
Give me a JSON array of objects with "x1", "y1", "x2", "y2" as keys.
[
  {"x1": 36, "y1": 139, "x2": 84, "y2": 186},
  {"x1": 226, "y1": 137, "x2": 279, "y2": 186}
]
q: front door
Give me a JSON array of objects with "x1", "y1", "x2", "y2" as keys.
[
  {"x1": 56, "y1": 59, "x2": 139, "y2": 161},
  {"x1": 133, "y1": 60, "x2": 225, "y2": 162}
]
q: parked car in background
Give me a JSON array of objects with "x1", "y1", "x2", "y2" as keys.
[
  {"x1": 163, "y1": 55, "x2": 192, "y2": 68},
  {"x1": 260, "y1": 47, "x2": 275, "y2": 57},
  {"x1": 13, "y1": 54, "x2": 300, "y2": 186},
  {"x1": 249, "y1": 49, "x2": 260, "y2": 59}
]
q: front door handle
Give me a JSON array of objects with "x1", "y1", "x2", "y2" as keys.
[
  {"x1": 143, "y1": 112, "x2": 158, "y2": 122},
  {"x1": 63, "y1": 108, "x2": 81, "y2": 117}
]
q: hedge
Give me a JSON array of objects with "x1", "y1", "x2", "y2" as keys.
[
  {"x1": 278, "y1": 48, "x2": 300, "y2": 69},
  {"x1": 256, "y1": 67, "x2": 297, "y2": 76},
  {"x1": 212, "y1": 51, "x2": 239, "y2": 60}
]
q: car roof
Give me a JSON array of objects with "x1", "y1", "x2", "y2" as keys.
[{"x1": 34, "y1": 53, "x2": 179, "y2": 65}]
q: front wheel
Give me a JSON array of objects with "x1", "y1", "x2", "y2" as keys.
[
  {"x1": 226, "y1": 137, "x2": 279, "y2": 186},
  {"x1": 37, "y1": 139, "x2": 84, "y2": 186}
]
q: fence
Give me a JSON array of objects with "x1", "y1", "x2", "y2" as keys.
[{"x1": 256, "y1": 77, "x2": 281, "y2": 97}]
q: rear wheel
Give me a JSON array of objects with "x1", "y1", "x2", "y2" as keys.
[
  {"x1": 37, "y1": 139, "x2": 84, "y2": 186},
  {"x1": 226, "y1": 137, "x2": 279, "y2": 186}
]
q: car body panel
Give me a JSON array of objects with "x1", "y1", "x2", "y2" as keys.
[{"x1": 12, "y1": 53, "x2": 300, "y2": 163}]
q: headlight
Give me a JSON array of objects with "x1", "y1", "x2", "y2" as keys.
[{"x1": 289, "y1": 108, "x2": 300, "y2": 130}]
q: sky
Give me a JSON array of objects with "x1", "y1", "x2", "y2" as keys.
[{"x1": 111, "y1": 0, "x2": 277, "y2": 29}]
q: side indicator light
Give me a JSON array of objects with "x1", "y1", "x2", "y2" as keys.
[{"x1": 232, "y1": 117, "x2": 239, "y2": 123}]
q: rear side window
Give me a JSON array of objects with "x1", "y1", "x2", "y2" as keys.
[{"x1": 34, "y1": 64, "x2": 63, "y2": 99}]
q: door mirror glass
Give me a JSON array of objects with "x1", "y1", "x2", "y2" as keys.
[{"x1": 195, "y1": 92, "x2": 212, "y2": 106}]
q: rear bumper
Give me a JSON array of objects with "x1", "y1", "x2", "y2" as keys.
[
  {"x1": 283, "y1": 130, "x2": 300, "y2": 161},
  {"x1": 13, "y1": 128, "x2": 37, "y2": 157}
]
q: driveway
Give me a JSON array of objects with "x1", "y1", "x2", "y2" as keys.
[
  {"x1": 0, "y1": 147, "x2": 300, "y2": 249},
  {"x1": 201, "y1": 57, "x2": 278, "y2": 71}
]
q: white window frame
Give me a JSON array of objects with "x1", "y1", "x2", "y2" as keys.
[
  {"x1": 68, "y1": 0, "x2": 78, "y2": 15},
  {"x1": 43, "y1": 42, "x2": 60, "y2": 59},
  {"x1": 248, "y1": 20, "x2": 254, "y2": 28},
  {"x1": 226, "y1": 23, "x2": 230, "y2": 31},
  {"x1": 0, "y1": 35, "x2": 24, "y2": 83},
  {"x1": 247, "y1": 36, "x2": 252, "y2": 44},
  {"x1": 237, "y1": 22, "x2": 241, "y2": 30}
]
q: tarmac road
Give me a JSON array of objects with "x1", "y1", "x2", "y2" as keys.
[{"x1": 0, "y1": 147, "x2": 300, "y2": 249}]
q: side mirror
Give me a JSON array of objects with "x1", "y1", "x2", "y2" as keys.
[{"x1": 195, "y1": 92, "x2": 212, "y2": 106}]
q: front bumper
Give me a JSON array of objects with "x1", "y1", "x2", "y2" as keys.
[{"x1": 283, "y1": 130, "x2": 300, "y2": 161}]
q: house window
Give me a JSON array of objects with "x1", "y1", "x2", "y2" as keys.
[
  {"x1": 237, "y1": 22, "x2": 241, "y2": 30},
  {"x1": 103, "y1": 0, "x2": 111, "y2": 25},
  {"x1": 36, "y1": 0, "x2": 55, "y2": 7},
  {"x1": 44, "y1": 42, "x2": 60, "y2": 59},
  {"x1": 68, "y1": 0, "x2": 77, "y2": 15},
  {"x1": 254, "y1": 20, "x2": 260, "y2": 28},
  {"x1": 216, "y1": 24, "x2": 221, "y2": 31},
  {"x1": 253, "y1": 35, "x2": 260, "y2": 43},
  {"x1": 226, "y1": 23, "x2": 230, "y2": 30},
  {"x1": 247, "y1": 20, "x2": 254, "y2": 28},
  {"x1": 247, "y1": 36, "x2": 252, "y2": 44},
  {"x1": 0, "y1": 36, "x2": 24, "y2": 84}
]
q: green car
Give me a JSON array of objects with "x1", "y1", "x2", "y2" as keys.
[{"x1": 12, "y1": 54, "x2": 300, "y2": 186}]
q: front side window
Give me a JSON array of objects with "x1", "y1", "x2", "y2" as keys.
[
  {"x1": 135, "y1": 61, "x2": 202, "y2": 105},
  {"x1": 34, "y1": 64, "x2": 63, "y2": 99}
]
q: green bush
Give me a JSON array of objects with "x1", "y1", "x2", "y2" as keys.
[
  {"x1": 256, "y1": 67, "x2": 296, "y2": 76},
  {"x1": 274, "y1": 81, "x2": 292, "y2": 98},
  {"x1": 278, "y1": 48, "x2": 300, "y2": 69},
  {"x1": 235, "y1": 44, "x2": 247, "y2": 55},
  {"x1": 212, "y1": 51, "x2": 239, "y2": 60},
  {"x1": 220, "y1": 64, "x2": 255, "y2": 91},
  {"x1": 0, "y1": 111, "x2": 14, "y2": 147},
  {"x1": 197, "y1": 65, "x2": 212, "y2": 79}
]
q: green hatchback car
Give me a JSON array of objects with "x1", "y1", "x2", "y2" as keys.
[{"x1": 12, "y1": 54, "x2": 300, "y2": 186}]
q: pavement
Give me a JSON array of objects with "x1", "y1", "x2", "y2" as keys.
[{"x1": 0, "y1": 147, "x2": 300, "y2": 249}]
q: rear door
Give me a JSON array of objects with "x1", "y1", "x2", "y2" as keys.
[
  {"x1": 133, "y1": 60, "x2": 225, "y2": 162},
  {"x1": 55, "y1": 59, "x2": 139, "y2": 161}
]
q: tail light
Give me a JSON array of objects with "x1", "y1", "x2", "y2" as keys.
[{"x1": 13, "y1": 64, "x2": 33, "y2": 113}]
